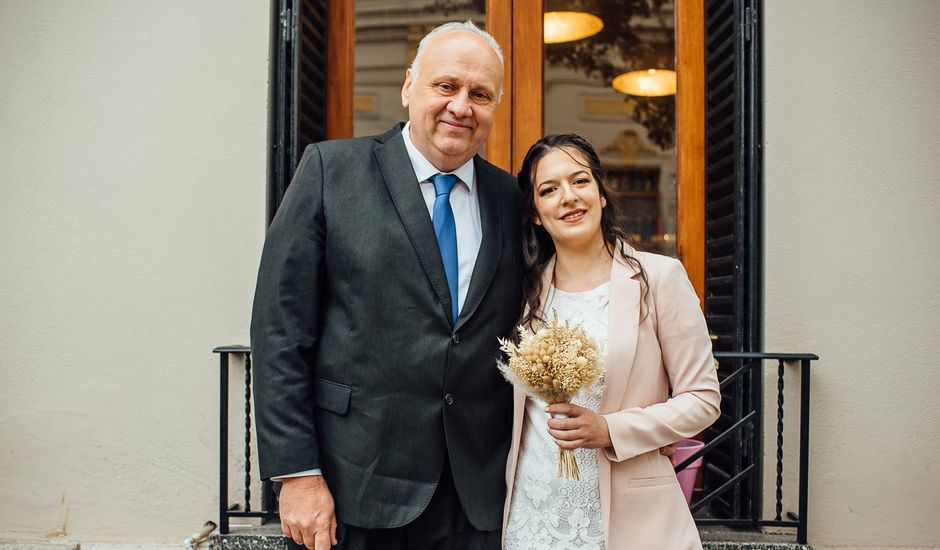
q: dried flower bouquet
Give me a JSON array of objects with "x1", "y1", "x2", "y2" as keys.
[{"x1": 498, "y1": 313, "x2": 603, "y2": 479}]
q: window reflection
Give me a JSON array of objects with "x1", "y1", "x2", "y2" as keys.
[{"x1": 544, "y1": 0, "x2": 677, "y2": 256}]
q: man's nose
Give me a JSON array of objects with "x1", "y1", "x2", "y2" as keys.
[{"x1": 447, "y1": 91, "x2": 473, "y2": 118}]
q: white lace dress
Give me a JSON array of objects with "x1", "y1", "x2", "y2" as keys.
[{"x1": 505, "y1": 282, "x2": 610, "y2": 550}]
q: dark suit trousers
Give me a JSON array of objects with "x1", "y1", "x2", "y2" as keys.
[{"x1": 284, "y1": 459, "x2": 500, "y2": 550}]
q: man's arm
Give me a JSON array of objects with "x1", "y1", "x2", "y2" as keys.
[
  {"x1": 251, "y1": 144, "x2": 327, "y2": 479},
  {"x1": 250, "y1": 145, "x2": 337, "y2": 549}
]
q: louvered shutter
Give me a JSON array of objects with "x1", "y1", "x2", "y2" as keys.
[
  {"x1": 702, "y1": 0, "x2": 762, "y2": 521},
  {"x1": 270, "y1": 0, "x2": 330, "y2": 224}
]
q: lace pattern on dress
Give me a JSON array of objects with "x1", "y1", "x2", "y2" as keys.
[{"x1": 505, "y1": 283, "x2": 610, "y2": 550}]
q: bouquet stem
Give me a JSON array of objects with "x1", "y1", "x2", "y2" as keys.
[{"x1": 558, "y1": 447, "x2": 581, "y2": 480}]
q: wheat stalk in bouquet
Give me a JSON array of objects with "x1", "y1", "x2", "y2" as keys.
[{"x1": 498, "y1": 313, "x2": 603, "y2": 479}]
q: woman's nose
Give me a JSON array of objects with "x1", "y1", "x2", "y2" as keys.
[{"x1": 559, "y1": 183, "x2": 577, "y2": 203}]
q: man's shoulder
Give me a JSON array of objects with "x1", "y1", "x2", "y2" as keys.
[{"x1": 304, "y1": 125, "x2": 403, "y2": 160}]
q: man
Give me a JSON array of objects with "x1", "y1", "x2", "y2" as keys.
[{"x1": 251, "y1": 21, "x2": 522, "y2": 550}]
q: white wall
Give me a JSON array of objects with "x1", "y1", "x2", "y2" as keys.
[
  {"x1": 763, "y1": 1, "x2": 940, "y2": 547},
  {"x1": 0, "y1": 1, "x2": 269, "y2": 542},
  {"x1": 3, "y1": 0, "x2": 940, "y2": 547}
]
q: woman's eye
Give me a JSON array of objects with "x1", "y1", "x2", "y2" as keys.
[
  {"x1": 574, "y1": 178, "x2": 590, "y2": 185},
  {"x1": 539, "y1": 187, "x2": 556, "y2": 197}
]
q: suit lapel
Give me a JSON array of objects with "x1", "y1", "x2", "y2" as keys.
[
  {"x1": 374, "y1": 129, "x2": 453, "y2": 324},
  {"x1": 599, "y1": 253, "x2": 642, "y2": 414},
  {"x1": 455, "y1": 158, "x2": 502, "y2": 331}
]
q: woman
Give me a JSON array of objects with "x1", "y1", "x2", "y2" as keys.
[{"x1": 502, "y1": 134, "x2": 721, "y2": 550}]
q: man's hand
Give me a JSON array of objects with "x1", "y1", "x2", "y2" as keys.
[{"x1": 279, "y1": 475, "x2": 337, "y2": 550}]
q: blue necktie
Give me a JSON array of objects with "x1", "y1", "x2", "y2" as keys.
[{"x1": 430, "y1": 173, "x2": 459, "y2": 325}]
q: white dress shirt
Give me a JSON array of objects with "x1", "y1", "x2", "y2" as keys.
[{"x1": 273, "y1": 124, "x2": 484, "y2": 480}]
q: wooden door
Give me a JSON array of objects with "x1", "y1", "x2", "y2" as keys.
[{"x1": 486, "y1": 0, "x2": 705, "y2": 302}]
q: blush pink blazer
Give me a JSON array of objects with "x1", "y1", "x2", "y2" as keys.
[{"x1": 502, "y1": 247, "x2": 721, "y2": 550}]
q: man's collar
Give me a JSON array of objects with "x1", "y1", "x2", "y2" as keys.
[{"x1": 401, "y1": 122, "x2": 475, "y2": 192}]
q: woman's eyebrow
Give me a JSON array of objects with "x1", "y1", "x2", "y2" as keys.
[{"x1": 538, "y1": 170, "x2": 589, "y2": 187}]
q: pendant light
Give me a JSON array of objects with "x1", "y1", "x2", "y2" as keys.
[
  {"x1": 612, "y1": 68, "x2": 677, "y2": 97},
  {"x1": 543, "y1": 11, "x2": 604, "y2": 44}
]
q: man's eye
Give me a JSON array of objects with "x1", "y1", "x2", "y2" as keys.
[
  {"x1": 472, "y1": 91, "x2": 493, "y2": 103},
  {"x1": 437, "y1": 83, "x2": 456, "y2": 92}
]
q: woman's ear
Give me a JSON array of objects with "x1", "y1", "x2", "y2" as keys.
[
  {"x1": 601, "y1": 195, "x2": 607, "y2": 208},
  {"x1": 533, "y1": 216, "x2": 542, "y2": 226}
]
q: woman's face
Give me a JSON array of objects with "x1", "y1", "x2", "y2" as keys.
[{"x1": 531, "y1": 147, "x2": 607, "y2": 250}]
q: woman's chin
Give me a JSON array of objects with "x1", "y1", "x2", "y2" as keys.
[{"x1": 548, "y1": 227, "x2": 603, "y2": 251}]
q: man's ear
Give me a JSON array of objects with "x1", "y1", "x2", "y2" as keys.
[{"x1": 401, "y1": 69, "x2": 413, "y2": 108}]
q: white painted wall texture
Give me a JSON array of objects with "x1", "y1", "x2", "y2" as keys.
[
  {"x1": 763, "y1": 1, "x2": 940, "y2": 548},
  {"x1": 0, "y1": 1, "x2": 270, "y2": 542},
  {"x1": 3, "y1": 0, "x2": 940, "y2": 548}
]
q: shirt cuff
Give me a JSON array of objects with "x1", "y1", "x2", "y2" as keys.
[{"x1": 271, "y1": 469, "x2": 322, "y2": 481}]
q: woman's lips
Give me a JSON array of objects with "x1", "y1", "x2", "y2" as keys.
[{"x1": 561, "y1": 210, "x2": 586, "y2": 222}]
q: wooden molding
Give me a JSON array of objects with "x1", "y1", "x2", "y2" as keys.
[
  {"x1": 675, "y1": 0, "x2": 706, "y2": 307},
  {"x1": 511, "y1": 0, "x2": 543, "y2": 174},
  {"x1": 486, "y1": 0, "x2": 513, "y2": 172},
  {"x1": 326, "y1": 0, "x2": 354, "y2": 139}
]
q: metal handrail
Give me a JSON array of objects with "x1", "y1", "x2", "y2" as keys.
[
  {"x1": 676, "y1": 351, "x2": 818, "y2": 544},
  {"x1": 213, "y1": 347, "x2": 817, "y2": 543},
  {"x1": 213, "y1": 346, "x2": 277, "y2": 534}
]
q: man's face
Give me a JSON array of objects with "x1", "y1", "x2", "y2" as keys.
[{"x1": 401, "y1": 32, "x2": 503, "y2": 173}]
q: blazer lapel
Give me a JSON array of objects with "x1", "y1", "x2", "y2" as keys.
[
  {"x1": 374, "y1": 129, "x2": 453, "y2": 324},
  {"x1": 599, "y1": 253, "x2": 642, "y2": 414},
  {"x1": 455, "y1": 158, "x2": 502, "y2": 331}
]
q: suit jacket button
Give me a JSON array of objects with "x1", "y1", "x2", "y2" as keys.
[
  {"x1": 452, "y1": 332, "x2": 461, "y2": 344},
  {"x1": 444, "y1": 393, "x2": 454, "y2": 405}
]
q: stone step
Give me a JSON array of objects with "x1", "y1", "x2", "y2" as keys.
[{"x1": 209, "y1": 524, "x2": 812, "y2": 550}]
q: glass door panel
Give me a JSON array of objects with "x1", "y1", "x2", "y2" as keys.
[{"x1": 543, "y1": 1, "x2": 678, "y2": 257}]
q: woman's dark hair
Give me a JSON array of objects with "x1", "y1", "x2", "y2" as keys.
[{"x1": 517, "y1": 133, "x2": 649, "y2": 327}]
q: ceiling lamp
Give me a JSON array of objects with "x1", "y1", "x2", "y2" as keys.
[
  {"x1": 544, "y1": 11, "x2": 604, "y2": 44},
  {"x1": 612, "y1": 68, "x2": 677, "y2": 97}
]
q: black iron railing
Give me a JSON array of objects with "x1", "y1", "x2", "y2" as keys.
[
  {"x1": 214, "y1": 347, "x2": 816, "y2": 542},
  {"x1": 675, "y1": 352, "x2": 818, "y2": 544},
  {"x1": 213, "y1": 346, "x2": 277, "y2": 534}
]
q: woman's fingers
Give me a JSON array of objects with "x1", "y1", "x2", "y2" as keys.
[
  {"x1": 553, "y1": 437, "x2": 586, "y2": 450},
  {"x1": 546, "y1": 403, "x2": 584, "y2": 417},
  {"x1": 548, "y1": 426, "x2": 583, "y2": 440},
  {"x1": 547, "y1": 415, "x2": 581, "y2": 430}
]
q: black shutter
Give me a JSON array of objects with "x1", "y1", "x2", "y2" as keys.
[
  {"x1": 702, "y1": 0, "x2": 763, "y2": 521},
  {"x1": 269, "y1": 0, "x2": 330, "y2": 225}
]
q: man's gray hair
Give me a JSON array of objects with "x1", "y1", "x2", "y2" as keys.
[{"x1": 410, "y1": 20, "x2": 505, "y2": 97}]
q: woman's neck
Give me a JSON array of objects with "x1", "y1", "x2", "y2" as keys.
[{"x1": 552, "y1": 238, "x2": 613, "y2": 292}]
